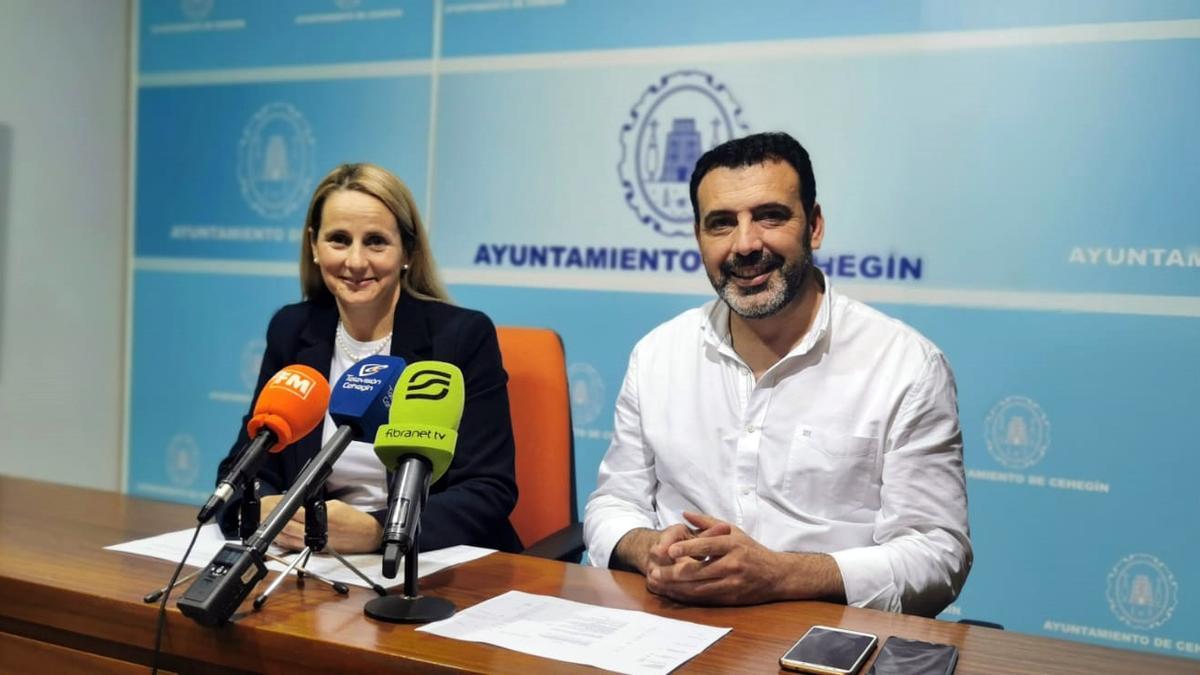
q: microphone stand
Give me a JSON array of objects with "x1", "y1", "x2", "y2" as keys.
[
  {"x1": 142, "y1": 475, "x2": 259, "y2": 604},
  {"x1": 238, "y1": 478, "x2": 260, "y2": 541},
  {"x1": 363, "y1": 519, "x2": 455, "y2": 623},
  {"x1": 253, "y1": 487, "x2": 386, "y2": 609},
  {"x1": 142, "y1": 478, "x2": 379, "y2": 604}
]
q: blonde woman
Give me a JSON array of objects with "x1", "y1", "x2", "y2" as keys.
[{"x1": 217, "y1": 163, "x2": 521, "y2": 554}]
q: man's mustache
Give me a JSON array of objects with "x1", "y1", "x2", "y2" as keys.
[{"x1": 721, "y1": 252, "x2": 782, "y2": 279}]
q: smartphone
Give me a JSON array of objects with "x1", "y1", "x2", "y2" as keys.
[
  {"x1": 866, "y1": 636, "x2": 958, "y2": 675},
  {"x1": 779, "y1": 625, "x2": 879, "y2": 674}
]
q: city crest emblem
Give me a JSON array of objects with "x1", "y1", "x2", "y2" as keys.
[
  {"x1": 180, "y1": 0, "x2": 215, "y2": 22},
  {"x1": 568, "y1": 362, "x2": 606, "y2": 426},
  {"x1": 165, "y1": 433, "x2": 201, "y2": 488},
  {"x1": 618, "y1": 70, "x2": 749, "y2": 237},
  {"x1": 984, "y1": 395, "x2": 1049, "y2": 470},
  {"x1": 237, "y1": 102, "x2": 316, "y2": 220},
  {"x1": 1107, "y1": 554, "x2": 1178, "y2": 630},
  {"x1": 240, "y1": 338, "x2": 266, "y2": 391}
]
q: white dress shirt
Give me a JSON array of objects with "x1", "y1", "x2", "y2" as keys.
[{"x1": 583, "y1": 278, "x2": 971, "y2": 616}]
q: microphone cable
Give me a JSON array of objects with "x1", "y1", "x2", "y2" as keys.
[{"x1": 150, "y1": 522, "x2": 203, "y2": 675}]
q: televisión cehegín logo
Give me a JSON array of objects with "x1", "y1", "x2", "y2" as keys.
[
  {"x1": 240, "y1": 339, "x2": 266, "y2": 391},
  {"x1": 358, "y1": 363, "x2": 389, "y2": 377},
  {"x1": 1107, "y1": 554, "x2": 1178, "y2": 630},
  {"x1": 165, "y1": 433, "x2": 201, "y2": 488},
  {"x1": 238, "y1": 102, "x2": 315, "y2": 220},
  {"x1": 618, "y1": 70, "x2": 750, "y2": 238},
  {"x1": 405, "y1": 368, "x2": 453, "y2": 401},
  {"x1": 180, "y1": 0, "x2": 214, "y2": 21},
  {"x1": 568, "y1": 362, "x2": 606, "y2": 426},
  {"x1": 355, "y1": 357, "x2": 393, "y2": 406},
  {"x1": 984, "y1": 396, "x2": 1049, "y2": 470}
]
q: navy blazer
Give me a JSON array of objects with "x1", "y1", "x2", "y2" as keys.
[{"x1": 217, "y1": 291, "x2": 522, "y2": 553}]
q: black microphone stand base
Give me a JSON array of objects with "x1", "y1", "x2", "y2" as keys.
[
  {"x1": 364, "y1": 539, "x2": 454, "y2": 624},
  {"x1": 364, "y1": 594, "x2": 454, "y2": 623}
]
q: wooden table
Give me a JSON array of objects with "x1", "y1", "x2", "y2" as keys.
[{"x1": 0, "y1": 476, "x2": 1194, "y2": 674}]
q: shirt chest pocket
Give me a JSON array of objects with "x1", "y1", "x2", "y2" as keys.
[{"x1": 779, "y1": 425, "x2": 880, "y2": 519}]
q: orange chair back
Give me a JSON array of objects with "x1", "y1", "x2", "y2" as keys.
[{"x1": 496, "y1": 327, "x2": 576, "y2": 549}]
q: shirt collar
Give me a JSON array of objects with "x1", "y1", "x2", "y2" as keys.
[
  {"x1": 793, "y1": 270, "x2": 832, "y2": 358},
  {"x1": 700, "y1": 270, "x2": 834, "y2": 362}
]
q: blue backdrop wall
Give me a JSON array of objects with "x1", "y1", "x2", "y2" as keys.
[{"x1": 127, "y1": 0, "x2": 1200, "y2": 660}]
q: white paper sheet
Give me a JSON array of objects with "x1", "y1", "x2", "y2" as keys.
[
  {"x1": 417, "y1": 590, "x2": 730, "y2": 675},
  {"x1": 106, "y1": 524, "x2": 494, "y2": 590}
]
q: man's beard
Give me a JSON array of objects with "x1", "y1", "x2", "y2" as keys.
[{"x1": 709, "y1": 233, "x2": 812, "y2": 320}]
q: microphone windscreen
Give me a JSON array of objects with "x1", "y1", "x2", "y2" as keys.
[
  {"x1": 329, "y1": 355, "x2": 407, "y2": 441},
  {"x1": 374, "y1": 361, "x2": 464, "y2": 482},
  {"x1": 246, "y1": 365, "x2": 331, "y2": 450}
]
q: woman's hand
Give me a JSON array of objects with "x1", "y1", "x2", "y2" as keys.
[{"x1": 258, "y1": 496, "x2": 383, "y2": 554}]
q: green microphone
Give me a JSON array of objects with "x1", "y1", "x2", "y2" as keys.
[{"x1": 374, "y1": 361, "x2": 464, "y2": 578}]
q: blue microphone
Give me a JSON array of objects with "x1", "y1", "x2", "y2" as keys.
[
  {"x1": 329, "y1": 355, "x2": 407, "y2": 441},
  {"x1": 177, "y1": 355, "x2": 405, "y2": 627}
]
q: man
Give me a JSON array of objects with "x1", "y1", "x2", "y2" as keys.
[{"x1": 583, "y1": 132, "x2": 970, "y2": 617}]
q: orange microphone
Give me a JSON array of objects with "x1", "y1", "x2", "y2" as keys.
[
  {"x1": 245, "y1": 365, "x2": 331, "y2": 451},
  {"x1": 197, "y1": 365, "x2": 331, "y2": 523}
]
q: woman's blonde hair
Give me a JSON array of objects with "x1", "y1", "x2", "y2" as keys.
[{"x1": 299, "y1": 163, "x2": 449, "y2": 304}]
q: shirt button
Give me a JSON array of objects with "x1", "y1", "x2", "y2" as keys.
[
  {"x1": 740, "y1": 486, "x2": 752, "y2": 496},
  {"x1": 745, "y1": 425, "x2": 757, "y2": 434}
]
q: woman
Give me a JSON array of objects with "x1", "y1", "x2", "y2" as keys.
[{"x1": 216, "y1": 163, "x2": 521, "y2": 554}]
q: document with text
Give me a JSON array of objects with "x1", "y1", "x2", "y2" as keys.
[
  {"x1": 418, "y1": 590, "x2": 730, "y2": 674},
  {"x1": 106, "y1": 524, "x2": 494, "y2": 589}
]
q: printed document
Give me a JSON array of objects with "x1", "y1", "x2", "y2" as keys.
[
  {"x1": 418, "y1": 590, "x2": 730, "y2": 674},
  {"x1": 106, "y1": 524, "x2": 493, "y2": 589}
]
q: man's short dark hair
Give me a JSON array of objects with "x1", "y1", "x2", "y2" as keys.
[{"x1": 689, "y1": 131, "x2": 817, "y2": 224}]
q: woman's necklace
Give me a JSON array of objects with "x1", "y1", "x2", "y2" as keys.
[{"x1": 336, "y1": 321, "x2": 391, "y2": 362}]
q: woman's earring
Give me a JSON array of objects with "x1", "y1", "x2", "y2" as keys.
[
  {"x1": 313, "y1": 256, "x2": 319, "y2": 263},
  {"x1": 402, "y1": 264, "x2": 410, "y2": 271}
]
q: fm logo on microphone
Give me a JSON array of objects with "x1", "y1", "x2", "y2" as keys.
[
  {"x1": 268, "y1": 369, "x2": 316, "y2": 399},
  {"x1": 404, "y1": 369, "x2": 452, "y2": 401},
  {"x1": 358, "y1": 363, "x2": 389, "y2": 377}
]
